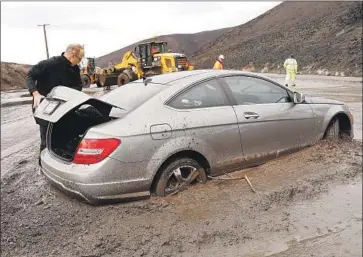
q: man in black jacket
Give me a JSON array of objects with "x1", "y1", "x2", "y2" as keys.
[{"x1": 26, "y1": 44, "x2": 84, "y2": 167}]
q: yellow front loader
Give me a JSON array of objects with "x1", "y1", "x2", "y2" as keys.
[{"x1": 98, "y1": 40, "x2": 194, "y2": 88}]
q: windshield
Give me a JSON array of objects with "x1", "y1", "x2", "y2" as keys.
[{"x1": 151, "y1": 43, "x2": 166, "y2": 54}]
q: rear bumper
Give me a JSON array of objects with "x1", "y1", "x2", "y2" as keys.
[{"x1": 40, "y1": 150, "x2": 151, "y2": 205}]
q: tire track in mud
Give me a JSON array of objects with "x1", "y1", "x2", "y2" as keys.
[
  {"x1": 1, "y1": 105, "x2": 32, "y2": 123},
  {"x1": 1, "y1": 106, "x2": 40, "y2": 178},
  {"x1": 1, "y1": 114, "x2": 33, "y2": 125},
  {"x1": 1, "y1": 143, "x2": 39, "y2": 182}
]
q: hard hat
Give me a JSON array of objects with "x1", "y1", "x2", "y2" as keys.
[{"x1": 219, "y1": 55, "x2": 225, "y2": 60}]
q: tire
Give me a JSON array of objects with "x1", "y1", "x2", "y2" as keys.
[
  {"x1": 154, "y1": 158, "x2": 207, "y2": 197},
  {"x1": 96, "y1": 81, "x2": 103, "y2": 88},
  {"x1": 81, "y1": 75, "x2": 91, "y2": 88},
  {"x1": 124, "y1": 69, "x2": 138, "y2": 81},
  {"x1": 325, "y1": 118, "x2": 340, "y2": 139},
  {"x1": 117, "y1": 73, "x2": 130, "y2": 87},
  {"x1": 96, "y1": 74, "x2": 105, "y2": 88}
]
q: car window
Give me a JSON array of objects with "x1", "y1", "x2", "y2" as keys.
[
  {"x1": 168, "y1": 79, "x2": 229, "y2": 109},
  {"x1": 222, "y1": 76, "x2": 291, "y2": 105}
]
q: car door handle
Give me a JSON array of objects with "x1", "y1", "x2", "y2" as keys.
[{"x1": 244, "y1": 112, "x2": 259, "y2": 119}]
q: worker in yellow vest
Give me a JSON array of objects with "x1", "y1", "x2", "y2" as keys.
[
  {"x1": 283, "y1": 54, "x2": 298, "y2": 91},
  {"x1": 213, "y1": 55, "x2": 225, "y2": 70}
]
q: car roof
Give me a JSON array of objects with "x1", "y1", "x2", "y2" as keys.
[
  {"x1": 131, "y1": 69, "x2": 269, "y2": 86},
  {"x1": 131, "y1": 70, "x2": 212, "y2": 85}
]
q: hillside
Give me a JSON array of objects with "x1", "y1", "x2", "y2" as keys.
[
  {"x1": 95, "y1": 27, "x2": 231, "y2": 68},
  {"x1": 191, "y1": 1, "x2": 362, "y2": 76},
  {"x1": 1, "y1": 62, "x2": 32, "y2": 91}
]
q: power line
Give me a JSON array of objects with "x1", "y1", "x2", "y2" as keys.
[{"x1": 38, "y1": 24, "x2": 50, "y2": 59}]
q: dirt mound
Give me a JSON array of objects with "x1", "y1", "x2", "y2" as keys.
[
  {"x1": 1, "y1": 62, "x2": 32, "y2": 91},
  {"x1": 191, "y1": 1, "x2": 362, "y2": 76}
]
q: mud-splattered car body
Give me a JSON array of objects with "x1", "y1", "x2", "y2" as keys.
[{"x1": 35, "y1": 70, "x2": 354, "y2": 204}]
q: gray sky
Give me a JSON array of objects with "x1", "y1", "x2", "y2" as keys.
[{"x1": 1, "y1": 1, "x2": 281, "y2": 64}]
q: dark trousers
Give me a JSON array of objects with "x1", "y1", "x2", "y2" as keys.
[
  {"x1": 38, "y1": 123, "x2": 48, "y2": 166},
  {"x1": 32, "y1": 98, "x2": 48, "y2": 166}
]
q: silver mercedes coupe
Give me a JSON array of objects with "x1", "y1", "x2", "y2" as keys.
[{"x1": 34, "y1": 70, "x2": 354, "y2": 204}]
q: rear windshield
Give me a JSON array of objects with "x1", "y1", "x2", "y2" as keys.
[{"x1": 99, "y1": 81, "x2": 166, "y2": 111}]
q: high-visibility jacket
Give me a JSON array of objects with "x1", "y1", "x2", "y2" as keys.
[
  {"x1": 283, "y1": 58, "x2": 298, "y2": 73},
  {"x1": 213, "y1": 60, "x2": 223, "y2": 70}
]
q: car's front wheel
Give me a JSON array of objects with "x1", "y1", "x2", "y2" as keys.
[
  {"x1": 325, "y1": 117, "x2": 340, "y2": 139},
  {"x1": 154, "y1": 158, "x2": 207, "y2": 197}
]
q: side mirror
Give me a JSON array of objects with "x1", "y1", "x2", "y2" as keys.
[
  {"x1": 143, "y1": 76, "x2": 152, "y2": 86},
  {"x1": 293, "y1": 92, "x2": 305, "y2": 104}
]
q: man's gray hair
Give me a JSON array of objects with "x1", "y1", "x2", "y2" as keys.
[{"x1": 65, "y1": 44, "x2": 84, "y2": 57}]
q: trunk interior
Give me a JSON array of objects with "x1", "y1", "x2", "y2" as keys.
[{"x1": 47, "y1": 102, "x2": 117, "y2": 162}]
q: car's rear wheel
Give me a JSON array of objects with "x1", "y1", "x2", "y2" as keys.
[
  {"x1": 154, "y1": 158, "x2": 207, "y2": 197},
  {"x1": 325, "y1": 118, "x2": 340, "y2": 139}
]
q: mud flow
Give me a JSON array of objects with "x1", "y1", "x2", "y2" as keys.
[{"x1": 1, "y1": 139, "x2": 361, "y2": 257}]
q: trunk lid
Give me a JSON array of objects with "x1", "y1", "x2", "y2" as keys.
[{"x1": 34, "y1": 86, "x2": 124, "y2": 123}]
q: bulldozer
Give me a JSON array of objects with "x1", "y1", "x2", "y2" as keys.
[
  {"x1": 80, "y1": 57, "x2": 104, "y2": 88},
  {"x1": 97, "y1": 40, "x2": 194, "y2": 88}
]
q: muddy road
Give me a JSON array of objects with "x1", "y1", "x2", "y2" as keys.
[{"x1": 1, "y1": 75, "x2": 362, "y2": 257}]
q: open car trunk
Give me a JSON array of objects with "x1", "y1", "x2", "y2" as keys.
[
  {"x1": 48, "y1": 103, "x2": 118, "y2": 161},
  {"x1": 34, "y1": 86, "x2": 124, "y2": 162}
]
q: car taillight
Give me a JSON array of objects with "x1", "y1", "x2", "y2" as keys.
[{"x1": 73, "y1": 138, "x2": 121, "y2": 164}]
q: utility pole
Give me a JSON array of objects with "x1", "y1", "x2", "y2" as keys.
[{"x1": 38, "y1": 24, "x2": 50, "y2": 59}]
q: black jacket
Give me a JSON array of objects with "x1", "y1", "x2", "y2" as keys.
[{"x1": 26, "y1": 52, "x2": 82, "y2": 96}]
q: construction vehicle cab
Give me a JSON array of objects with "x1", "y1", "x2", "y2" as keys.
[
  {"x1": 83, "y1": 57, "x2": 95, "y2": 75},
  {"x1": 136, "y1": 41, "x2": 167, "y2": 68},
  {"x1": 137, "y1": 41, "x2": 192, "y2": 74}
]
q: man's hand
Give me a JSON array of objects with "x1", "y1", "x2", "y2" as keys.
[{"x1": 32, "y1": 91, "x2": 44, "y2": 108}]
